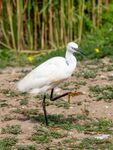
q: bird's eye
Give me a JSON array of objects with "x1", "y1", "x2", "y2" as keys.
[{"x1": 71, "y1": 47, "x2": 76, "y2": 50}]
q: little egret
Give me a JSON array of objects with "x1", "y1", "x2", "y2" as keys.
[{"x1": 17, "y1": 42, "x2": 83, "y2": 126}]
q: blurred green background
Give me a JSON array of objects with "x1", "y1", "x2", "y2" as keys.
[{"x1": 0, "y1": 0, "x2": 113, "y2": 68}]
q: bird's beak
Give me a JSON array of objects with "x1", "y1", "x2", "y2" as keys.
[{"x1": 76, "y1": 48, "x2": 85, "y2": 57}]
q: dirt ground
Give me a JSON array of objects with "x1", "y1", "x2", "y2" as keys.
[{"x1": 0, "y1": 57, "x2": 113, "y2": 149}]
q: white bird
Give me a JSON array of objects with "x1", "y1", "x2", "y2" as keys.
[{"x1": 17, "y1": 42, "x2": 83, "y2": 126}]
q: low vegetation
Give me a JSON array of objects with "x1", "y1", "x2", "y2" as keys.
[{"x1": 0, "y1": 57, "x2": 113, "y2": 149}]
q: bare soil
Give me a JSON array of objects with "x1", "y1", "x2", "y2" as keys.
[{"x1": 0, "y1": 58, "x2": 113, "y2": 149}]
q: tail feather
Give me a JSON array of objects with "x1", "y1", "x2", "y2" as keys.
[{"x1": 17, "y1": 78, "x2": 30, "y2": 92}]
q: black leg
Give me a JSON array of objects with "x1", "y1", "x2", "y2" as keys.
[
  {"x1": 50, "y1": 88, "x2": 54, "y2": 99},
  {"x1": 50, "y1": 89, "x2": 82, "y2": 102},
  {"x1": 42, "y1": 94, "x2": 48, "y2": 126},
  {"x1": 50, "y1": 88, "x2": 69, "y2": 101}
]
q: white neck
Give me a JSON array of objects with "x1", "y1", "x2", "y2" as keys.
[{"x1": 65, "y1": 50, "x2": 77, "y2": 69}]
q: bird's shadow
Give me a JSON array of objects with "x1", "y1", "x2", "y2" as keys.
[
  {"x1": 31, "y1": 113, "x2": 78, "y2": 128},
  {"x1": 16, "y1": 109, "x2": 86, "y2": 128},
  {"x1": 15, "y1": 109, "x2": 71, "y2": 126}
]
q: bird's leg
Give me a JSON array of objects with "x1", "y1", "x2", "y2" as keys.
[
  {"x1": 50, "y1": 88, "x2": 69, "y2": 101},
  {"x1": 50, "y1": 92, "x2": 69, "y2": 101},
  {"x1": 42, "y1": 94, "x2": 48, "y2": 126},
  {"x1": 50, "y1": 88, "x2": 54, "y2": 99},
  {"x1": 50, "y1": 89, "x2": 83, "y2": 103}
]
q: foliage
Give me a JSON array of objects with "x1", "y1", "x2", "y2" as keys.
[
  {"x1": 1, "y1": 125, "x2": 22, "y2": 135},
  {"x1": 0, "y1": 0, "x2": 113, "y2": 52},
  {"x1": 17, "y1": 145, "x2": 36, "y2": 150},
  {"x1": 80, "y1": 26, "x2": 113, "y2": 59},
  {"x1": 31, "y1": 126, "x2": 67, "y2": 144},
  {"x1": 0, "y1": 49, "x2": 30, "y2": 68},
  {"x1": 0, "y1": 2, "x2": 113, "y2": 68},
  {"x1": 89, "y1": 85, "x2": 113, "y2": 101},
  {"x1": 80, "y1": 3, "x2": 113, "y2": 59},
  {"x1": 0, "y1": 137, "x2": 17, "y2": 150},
  {"x1": 75, "y1": 138, "x2": 113, "y2": 149}
]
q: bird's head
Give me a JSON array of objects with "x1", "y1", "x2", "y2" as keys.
[{"x1": 67, "y1": 42, "x2": 84, "y2": 56}]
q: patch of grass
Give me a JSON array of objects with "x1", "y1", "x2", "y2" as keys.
[
  {"x1": 75, "y1": 118, "x2": 113, "y2": 134},
  {"x1": 50, "y1": 130, "x2": 67, "y2": 139},
  {"x1": 18, "y1": 99, "x2": 29, "y2": 105},
  {"x1": 0, "y1": 103, "x2": 8, "y2": 107},
  {"x1": 0, "y1": 49, "x2": 32, "y2": 68},
  {"x1": 109, "y1": 56, "x2": 113, "y2": 63},
  {"x1": 45, "y1": 146, "x2": 65, "y2": 150},
  {"x1": 89, "y1": 85, "x2": 113, "y2": 101},
  {"x1": 60, "y1": 81, "x2": 79, "y2": 90},
  {"x1": 62, "y1": 138, "x2": 77, "y2": 148},
  {"x1": 74, "y1": 138, "x2": 113, "y2": 149},
  {"x1": 31, "y1": 127, "x2": 51, "y2": 144},
  {"x1": 54, "y1": 100, "x2": 70, "y2": 109},
  {"x1": 77, "y1": 80, "x2": 87, "y2": 86},
  {"x1": 2, "y1": 114, "x2": 13, "y2": 121},
  {"x1": 106, "y1": 64, "x2": 113, "y2": 71},
  {"x1": 85, "y1": 59, "x2": 102, "y2": 66},
  {"x1": 107, "y1": 75, "x2": 113, "y2": 81},
  {"x1": 17, "y1": 145, "x2": 36, "y2": 150},
  {"x1": 81, "y1": 69, "x2": 97, "y2": 79},
  {"x1": 31, "y1": 126, "x2": 67, "y2": 144},
  {"x1": 89, "y1": 85, "x2": 102, "y2": 93},
  {"x1": 1, "y1": 125, "x2": 22, "y2": 135},
  {"x1": 75, "y1": 114, "x2": 88, "y2": 121},
  {"x1": 33, "y1": 114, "x2": 90, "y2": 130},
  {"x1": 13, "y1": 108, "x2": 38, "y2": 116},
  {"x1": 0, "y1": 137, "x2": 17, "y2": 150},
  {"x1": 36, "y1": 93, "x2": 50, "y2": 101},
  {"x1": 31, "y1": 133, "x2": 51, "y2": 144},
  {"x1": 76, "y1": 101, "x2": 82, "y2": 106},
  {"x1": 2, "y1": 89, "x2": 19, "y2": 97},
  {"x1": 0, "y1": 100, "x2": 8, "y2": 107},
  {"x1": 60, "y1": 82, "x2": 71, "y2": 90},
  {"x1": 47, "y1": 115, "x2": 78, "y2": 130}
]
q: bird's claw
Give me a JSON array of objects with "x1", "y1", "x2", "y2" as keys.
[{"x1": 68, "y1": 91, "x2": 83, "y2": 103}]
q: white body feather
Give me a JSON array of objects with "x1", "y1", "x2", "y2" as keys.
[{"x1": 17, "y1": 43, "x2": 77, "y2": 95}]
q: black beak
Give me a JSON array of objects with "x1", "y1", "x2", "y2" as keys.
[{"x1": 77, "y1": 48, "x2": 85, "y2": 57}]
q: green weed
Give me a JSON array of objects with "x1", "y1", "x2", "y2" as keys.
[
  {"x1": 2, "y1": 89, "x2": 19, "y2": 97},
  {"x1": 0, "y1": 137, "x2": 17, "y2": 150},
  {"x1": 32, "y1": 114, "x2": 91, "y2": 130},
  {"x1": 106, "y1": 65, "x2": 113, "y2": 71},
  {"x1": 2, "y1": 125, "x2": 22, "y2": 135},
  {"x1": 17, "y1": 145, "x2": 36, "y2": 150},
  {"x1": 74, "y1": 138, "x2": 113, "y2": 149},
  {"x1": 62, "y1": 138, "x2": 77, "y2": 148},
  {"x1": 60, "y1": 82, "x2": 71, "y2": 90},
  {"x1": 54, "y1": 100, "x2": 70, "y2": 109},
  {"x1": 81, "y1": 69, "x2": 97, "y2": 79},
  {"x1": 2, "y1": 114, "x2": 13, "y2": 121},
  {"x1": 75, "y1": 118, "x2": 113, "y2": 134},
  {"x1": 31, "y1": 133, "x2": 51, "y2": 144},
  {"x1": 0, "y1": 100, "x2": 8, "y2": 107},
  {"x1": 77, "y1": 80, "x2": 87, "y2": 86},
  {"x1": 89, "y1": 85, "x2": 113, "y2": 101},
  {"x1": 31, "y1": 126, "x2": 67, "y2": 144},
  {"x1": 18, "y1": 99, "x2": 29, "y2": 105},
  {"x1": 75, "y1": 114, "x2": 88, "y2": 121},
  {"x1": 107, "y1": 75, "x2": 113, "y2": 81},
  {"x1": 13, "y1": 108, "x2": 38, "y2": 116}
]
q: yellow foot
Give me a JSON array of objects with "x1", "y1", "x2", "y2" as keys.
[{"x1": 68, "y1": 91, "x2": 83, "y2": 103}]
